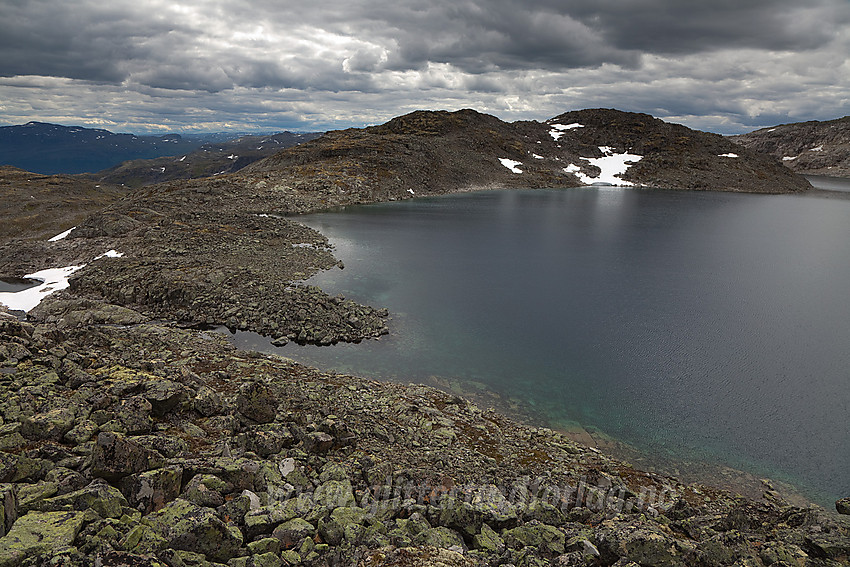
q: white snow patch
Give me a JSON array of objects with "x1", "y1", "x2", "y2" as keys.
[
  {"x1": 0, "y1": 265, "x2": 84, "y2": 312},
  {"x1": 0, "y1": 249, "x2": 126, "y2": 313},
  {"x1": 499, "y1": 158, "x2": 523, "y2": 174},
  {"x1": 767, "y1": 128, "x2": 776, "y2": 132},
  {"x1": 782, "y1": 156, "x2": 798, "y2": 161},
  {"x1": 94, "y1": 250, "x2": 124, "y2": 260},
  {"x1": 532, "y1": 153, "x2": 544, "y2": 159},
  {"x1": 809, "y1": 145, "x2": 823, "y2": 152},
  {"x1": 227, "y1": 154, "x2": 237, "y2": 159},
  {"x1": 407, "y1": 188, "x2": 415, "y2": 195},
  {"x1": 564, "y1": 147, "x2": 643, "y2": 186},
  {"x1": 160, "y1": 167, "x2": 166, "y2": 173},
  {"x1": 178, "y1": 156, "x2": 186, "y2": 162},
  {"x1": 548, "y1": 123, "x2": 583, "y2": 141},
  {"x1": 551, "y1": 123, "x2": 584, "y2": 131},
  {"x1": 718, "y1": 153, "x2": 739, "y2": 158},
  {"x1": 48, "y1": 227, "x2": 76, "y2": 242}
]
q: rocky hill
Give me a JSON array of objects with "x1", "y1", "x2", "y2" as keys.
[
  {"x1": 91, "y1": 132, "x2": 322, "y2": 189},
  {"x1": 241, "y1": 108, "x2": 810, "y2": 204},
  {"x1": 0, "y1": 166, "x2": 130, "y2": 244},
  {"x1": 730, "y1": 116, "x2": 850, "y2": 177}
]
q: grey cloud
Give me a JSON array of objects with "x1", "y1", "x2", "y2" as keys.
[{"x1": 0, "y1": 0, "x2": 848, "y2": 134}]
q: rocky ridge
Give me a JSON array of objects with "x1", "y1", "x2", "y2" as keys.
[
  {"x1": 0, "y1": 167, "x2": 130, "y2": 244},
  {"x1": 0, "y1": 302, "x2": 848, "y2": 566},
  {"x1": 90, "y1": 132, "x2": 322, "y2": 189},
  {"x1": 730, "y1": 116, "x2": 850, "y2": 177}
]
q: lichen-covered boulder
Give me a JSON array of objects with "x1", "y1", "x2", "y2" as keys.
[
  {"x1": 503, "y1": 523, "x2": 566, "y2": 556},
  {"x1": 436, "y1": 496, "x2": 482, "y2": 538},
  {"x1": 120, "y1": 465, "x2": 183, "y2": 514},
  {"x1": 116, "y1": 396, "x2": 154, "y2": 435},
  {"x1": 143, "y1": 379, "x2": 189, "y2": 416},
  {"x1": 181, "y1": 473, "x2": 229, "y2": 508},
  {"x1": 0, "y1": 510, "x2": 87, "y2": 566},
  {"x1": 0, "y1": 483, "x2": 17, "y2": 537},
  {"x1": 236, "y1": 381, "x2": 278, "y2": 424},
  {"x1": 313, "y1": 479, "x2": 355, "y2": 509},
  {"x1": 413, "y1": 526, "x2": 466, "y2": 550},
  {"x1": 37, "y1": 479, "x2": 128, "y2": 519},
  {"x1": 473, "y1": 523, "x2": 504, "y2": 553},
  {"x1": 272, "y1": 517, "x2": 315, "y2": 549},
  {"x1": 836, "y1": 497, "x2": 850, "y2": 515},
  {"x1": 20, "y1": 407, "x2": 76, "y2": 442},
  {"x1": 92, "y1": 432, "x2": 164, "y2": 482},
  {"x1": 142, "y1": 498, "x2": 242, "y2": 562}
]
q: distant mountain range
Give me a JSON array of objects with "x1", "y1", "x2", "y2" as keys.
[
  {"x1": 90, "y1": 131, "x2": 322, "y2": 188},
  {"x1": 730, "y1": 116, "x2": 850, "y2": 177},
  {"x1": 0, "y1": 121, "x2": 320, "y2": 176}
]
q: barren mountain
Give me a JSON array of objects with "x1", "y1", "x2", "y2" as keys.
[
  {"x1": 240, "y1": 108, "x2": 809, "y2": 205},
  {"x1": 91, "y1": 131, "x2": 322, "y2": 188},
  {"x1": 730, "y1": 116, "x2": 850, "y2": 177},
  {"x1": 0, "y1": 166, "x2": 129, "y2": 244}
]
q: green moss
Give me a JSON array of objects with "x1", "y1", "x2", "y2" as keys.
[{"x1": 0, "y1": 510, "x2": 87, "y2": 566}]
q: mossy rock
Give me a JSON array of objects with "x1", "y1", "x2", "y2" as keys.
[
  {"x1": 142, "y1": 498, "x2": 243, "y2": 562},
  {"x1": 503, "y1": 523, "x2": 566, "y2": 555},
  {"x1": 413, "y1": 526, "x2": 465, "y2": 549},
  {"x1": 37, "y1": 480, "x2": 129, "y2": 519},
  {"x1": 0, "y1": 510, "x2": 87, "y2": 566}
]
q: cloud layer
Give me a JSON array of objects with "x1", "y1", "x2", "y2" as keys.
[{"x1": 1, "y1": 0, "x2": 848, "y2": 134}]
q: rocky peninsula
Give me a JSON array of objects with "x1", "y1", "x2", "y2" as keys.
[{"x1": 0, "y1": 109, "x2": 846, "y2": 566}]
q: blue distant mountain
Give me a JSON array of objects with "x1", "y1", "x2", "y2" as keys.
[{"x1": 0, "y1": 122, "x2": 229, "y2": 174}]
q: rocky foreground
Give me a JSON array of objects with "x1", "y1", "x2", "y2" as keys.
[
  {"x1": 1, "y1": 301, "x2": 849, "y2": 567},
  {"x1": 0, "y1": 108, "x2": 845, "y2": 565}
]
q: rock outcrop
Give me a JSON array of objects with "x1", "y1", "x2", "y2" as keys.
[{"x1": 730, "y1": 116, "x2": 850, "y2": 177}]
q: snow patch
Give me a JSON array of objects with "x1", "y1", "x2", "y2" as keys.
[
  {"x1": 532, "y1": 153, "x2": 544, "y2": 159},
  {"x1": 499, "y1": 158, "x2": 523, "y2": 174},
  {"x1": 564, "y1": 147, "x2": 643, "y2": 186},
  {"x1": 178, "y1": 156, "x2": 186, "y2": 162},
  {"x1": 0, "y1": 265, "x2": 84, "y2": 312},
  {"x1": 48, "y1": 227, "x2": 76, "y2": 242},
  {"x1": 809, "y1": 145, "x2": 823, "y2": 152},
  {"x1": 227, "y1": 154, "x2": 238, "y2": 159},
  {"x1": 94, "y1": 250, "x2": 124, "y2": 260},
  {"x1": 767, "y1": 128, "x2": 776, "y2": 132},
  {"x1": 407, "y1": 188, "x2": 415, "y2": 195},
  {"x1": 551, "y1": 123, "x2": 584, "y2": 131},
  {"x1": 0, "y1": 248, "x2": 123, "y2": 313},
  {"x1": 782, "y1": 156, "x2": 798, "y2": 161},
  {"x1": 718, "y1": 153, "x2": 739, "y2": 158},
  {"x1": 548, "y1": 123, "x2": 583, "y2": 141}
]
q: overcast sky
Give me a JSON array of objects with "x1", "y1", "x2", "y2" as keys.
[{"x1": 1, "y1": 0, "x2": 848, "y2": 135}]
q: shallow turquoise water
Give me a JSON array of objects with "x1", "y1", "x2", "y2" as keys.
[{"x1": 233, "y1": 186, "x2": 850, "y2": 506}]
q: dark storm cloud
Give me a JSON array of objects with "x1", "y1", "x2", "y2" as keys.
[
  {"x1": 4, "y1": 0, "x2": 844, "y2": 88},
  {"x1": 0, "y1": 0, "x2": 848, "y2": 133}
]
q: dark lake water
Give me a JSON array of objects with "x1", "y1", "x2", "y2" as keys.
[{"x1": 233, "y1": 184, "x2": 850, "y2": 506}]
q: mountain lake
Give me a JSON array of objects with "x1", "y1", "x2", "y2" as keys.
[{"x1": 227, "y1": 180, "x2": 850, "y2": 507}]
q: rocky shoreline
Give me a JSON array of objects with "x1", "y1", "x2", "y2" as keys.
[{"x1": 1, "y1": 301, "x2": 849, "y2": 566}]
